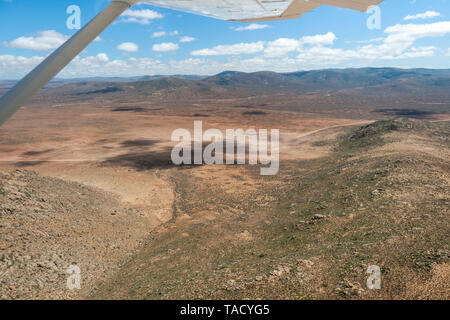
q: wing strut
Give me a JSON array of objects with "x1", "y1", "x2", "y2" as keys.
[{"x1": 0, "y1": 0, "x2": 131, "y2": 126}]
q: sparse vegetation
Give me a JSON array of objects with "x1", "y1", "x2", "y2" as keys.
[
  {"x1": 0, "y1": 69, "x2": 449, "y2": 300},
  {"x1": 88, "y1": 118, "x2": 449, "y2": 300}
]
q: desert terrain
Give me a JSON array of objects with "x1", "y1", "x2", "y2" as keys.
[{"x1": 0, "y1": 68, "x2": 449, "y2": 299}]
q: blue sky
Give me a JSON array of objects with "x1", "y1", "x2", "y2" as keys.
[{"x1": 0, "y1": 0, "x2": 450, "y2": 79}]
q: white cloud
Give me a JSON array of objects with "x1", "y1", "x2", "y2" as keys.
[
  {"x1": 121, "y1": 17, "x2": 150, "y2": 25},
  {"x1": 191, "y1": 32, "x2": 336, "y2": 58},
  {"x1": 264, "y1": 38, "x2": 300, "y2": 57},
  {"x1": 121, "y1": 9, "x2": 163, "y2": 24},
  {"x1": 359, "y1": 21, "x2": 450, "y2": 59},
  {"x1": 188, "y1": 21, "x2": 450, "y2": 67},
  {"x1": 94, "y1": 53, "x2": 110, "y2": 63},
  {"x1": 3, "y1": 22, "x2": 450, "y2": 79},
  {"x1": 0, "y1": 55, "x2": 44, "y2": 78},
  {"x1": 384, "y1": 22, "x2": 450, "y2": 43},
  {"x1": 394, "y1": 46, "x2": 436, "y2": 59},
  {"x1": 152, "y1": 30, "x2": 179, "y2": 38},
  {"x1": 152, "y1": 42, "x2": 179, "y2": 52},
  {"x1": 346, "y1": 38, "x2": 384, "y2": 44},
  {"x1": 300, "y1": 32, "x2": 337, "y2": 46},
  {"x1": 404, "y1": 11, "x2": 441, "y2": 21},
  {"x1": 117, "y1": 42, "x2": 139, "y2": 52},
  {"x1": 180, "y1": 36, "x2": 196, "y2": 43},
  {"x1": 191, "y1": 41, "x2": 265, "y2": 56},
  {"x1": 234, "y1": 24, "x2": 269, "y2": 32},
  {"x1": 4, "y1": 30, "x2": 69, "y2": 51},
  {"x1": 152, "y1": 31, "x2": 166, "y2": 38},
  {"x1": 332, "y1": 23, "x2": 447, "y2": 61}
]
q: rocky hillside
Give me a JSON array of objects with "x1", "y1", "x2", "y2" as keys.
[
  {"x1": 0, "y1": 170, "x2": 160, "y2": 299},
  {"x1": 92, "y1": 119, "x2": 449, "y2": 299},
  {"x1": 29, "y1": 68, "x2": 450, "y2": 110},
  {"x1": 1, "y1": 119, "x2": 448, "y2": 300}
]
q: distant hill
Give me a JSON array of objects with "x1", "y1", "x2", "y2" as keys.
[
  {"x1": 4, "y1": 68, "x2": 450, "y2": 97},
  {"x1": 13, "y1": 68, "x2": 450, "y2": 117},
  {"x1": 51, "y1": 74, "x2": 205, "y2": 83},
  {"x1": 47, "y1": 68, "x2": 450, "y2": 97},
  {"x1": 206, "y1": 68, "x2": 450, "y2": 92}
]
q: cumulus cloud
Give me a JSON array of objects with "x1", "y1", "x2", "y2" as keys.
[
  {"x1": 0, "y1": 55, "x2": 44, "y2": 78},
  {"x1": 233, "y1": 24, "x2": 270, "y2": 31},
  {"x1": 361, "y1": 21, "x2": 450, "y2": 59},
  {"x1": 191, "y1": 21, "x2": 450, "y2": 62},
  {"x1": 264, "y1": 38, "x2": 301, "y2": 57},
  {"x1": 152, "y1": 42, "x2": 179, "y2": 52},
  {"x1": 121, "y1": 9, "x2": 163, "y2": 24},
  {"x1": 3, "y1": 21, "x2": 450, "y2": 79},
  {"x1": 4, "y1": 30, "x2": 69, "y2": 51},
  {"x1": 60, "y1": 56, "x2": 212, "y2": 78},
  {"x1": 180, "y1": 36, "x2": 196, "y2": 43},
  {"x1": 94, "y1": 53, "x2": 109, "y2": 63},
  {"x1": 384, "y1": 21, "x2": 450, "y2": 43},
  {"x1": 191, "y1": 41, "x2": 265, "y2": 56},
  {"x1": 152, "y1": 30, "x2": 179, "y2": 38},
  {"x1": 404, "y1": 11, "x2": 441, "y2": 21},
  {"x1": 300, "y1": 32, "x2": 337, "y2": 46},
  {"x1": 191, "y1": 32, "x2": 337, "y2": 58},
  {"x1": 298, "y1": 22, "x2": 450, "y2": 62},
  {"x1": 152, "y1": 31, "x2": 166, "y2": 38},
  {"x1": 117, "y1": 42, "x2": 139, "y2": 52}
]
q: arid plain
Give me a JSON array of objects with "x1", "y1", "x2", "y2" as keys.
[{"x1": 0, "y1": 69, "x2": 449, "y2": 299}]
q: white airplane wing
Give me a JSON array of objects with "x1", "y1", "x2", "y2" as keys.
[
  {"x1": 142, "y1": 0, "x2": 385, "y2": 22},
  {"x1": 0, "y1": 0, "x2": 385, "y2": 126}
]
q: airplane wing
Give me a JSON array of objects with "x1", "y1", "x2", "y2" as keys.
[{"x1": 142, "y1": 0, "x2": 385, "y2": 22}]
